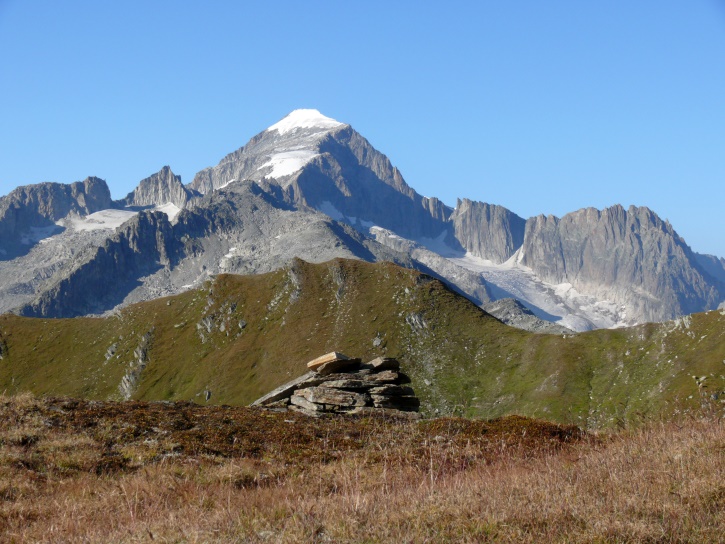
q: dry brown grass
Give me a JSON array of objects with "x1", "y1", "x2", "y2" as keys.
[{"x1": 0, "y1": 394, "x2": 721, "y2": 543}]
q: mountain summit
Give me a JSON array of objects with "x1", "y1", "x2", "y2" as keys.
[
  {"x1": 189, "y1": 109, "x2": 350, "y2": 194},
  {"x1": 265, "y1": 109, "x2": 344, "y2": 135}
]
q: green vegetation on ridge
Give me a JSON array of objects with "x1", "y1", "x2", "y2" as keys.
[{"x1": 0, "y1": 258, "x2": 723, "y2": 428}]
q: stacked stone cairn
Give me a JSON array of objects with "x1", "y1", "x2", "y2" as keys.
[{"x1": 251, "y1": 352, "x2": 420, "y2": 417}]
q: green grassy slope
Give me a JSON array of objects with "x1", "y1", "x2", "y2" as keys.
[{"x1": 0, "y1": 258, "x2": 723, "y2": 428}]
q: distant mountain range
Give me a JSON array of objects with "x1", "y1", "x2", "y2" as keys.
[{"x1": 1, "y1": 109, "x2": 723, "y2": 330}]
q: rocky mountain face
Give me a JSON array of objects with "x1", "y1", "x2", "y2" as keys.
[
  {"x1": 16, "y1": 181, "x2": 417, "y2": 318},
  {"x1": 17, "y1": 211, "x2": 177, "y2": 317},
  {"x1": 451, "y1": 199, "x2": 526, "y2": 263},
  {"x1": 0, "y1": 177, "x2": 111, "y2": 259},
  {"x1": 190, "y1": 110, "x2": 455, "y2": 243},
  {"x1": 694, "y1": 253, "x2": 725, "y2": 285},
  {"x1": 117, "y1": 166, "x2": 199, "y2": 209},
  {"x1": 520, "y1": 205, "x2": 722, "y2": 322}
]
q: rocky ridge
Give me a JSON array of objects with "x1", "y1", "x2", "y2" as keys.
[
  {"x1": 482, "y1": 298, "x2": 573, "y2": 334},
  {"x1": 0, "y1": 177, "x2": 112, "y2": 259},
  {"x1": 117, "y1": 166, "x2": 200, "y2": 209},
  {"x1": 15, "y1": 182, "x2": 417, "y2": 318},
  {"x1": 520, "y1": 205, "x2": 723, "y2": 322},
  {"x1": 451, "y1": 199, "x2": 526, "y2": 263}
]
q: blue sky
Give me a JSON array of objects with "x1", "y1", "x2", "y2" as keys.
[{"x1": 1, "y1": 1, "x2": 724, "y2": 257}]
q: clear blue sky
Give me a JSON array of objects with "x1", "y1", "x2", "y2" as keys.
[{"x1": 1, "y1": 1, "x2": 724, "y2": 257}]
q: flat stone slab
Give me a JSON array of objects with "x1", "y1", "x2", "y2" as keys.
[
  {"x1": 297, "y1": 386, "x2": 369, "y2": 407},
  {"x1": 250, "y1": 371, "x2": 318, "y2": 406},
  {"x1": 368, "y1": 384, "x2": 415, "y2": 396},
  {"x1": 365, "y1": 370, "x2": 400, "y2": 383},
  {"x1": 315, "y1": 371, "x2": 370, "y2": 382},
  {"x1": 320, "y1": 379, "x2": 369, "y2": 390},
  {"x1": 290, "y1": 394, "x2": 324, "y2": 412},
  {"x1": 288, "y1": 405, "x2": 323, "y2": 418},
  {"x1": 306, "y1": 352, "x2": 350, "y2": 370}
]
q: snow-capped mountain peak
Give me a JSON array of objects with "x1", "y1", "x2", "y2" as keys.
[{"x1": 266, "y1": 109, "x2": 344, "y2": 135}]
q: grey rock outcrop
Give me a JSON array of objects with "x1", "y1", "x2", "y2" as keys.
[
  {"x1": 119, "y1": 329, "x2": 154, "y2": 400},
  {"x1": 694, "y1": 253, "x2": 725, "y2": 285},
  {"x1": 483, "y1": 298, "x2": 572, "y2": 334},
  {"x1": 292, "y1": 126, "x2": 455, "y2": 241},
  {"x1": 14, "y1": 181, "x2": 417, "y2": 318},
  {"x1": 117, "y1": 166, "x2": 199, "y2": 209},
  {"x1": 0, "y1": 177, "x2": 112, "y2": 258},
  {"x1": 17, "y1": 211, "x2": 178, "y2": 318},
  {"x1": 520, "y1": 205, "x2": 722, "y2": 322},
  {"x1": 451, "y1": 199, "x2": 526, "y2": 263}
]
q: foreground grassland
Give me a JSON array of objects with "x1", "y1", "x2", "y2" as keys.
[
  {"x1": 0, "y1": 394, "x2": 722, "y2": 543},
  {"x1": 1, "y1": 259, "x2": 724, "y2": 428}
]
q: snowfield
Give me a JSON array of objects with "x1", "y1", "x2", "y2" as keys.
[
  {"x1": 266, "y1": 109, "x2": 343, "y2": 135},
  {"x1": 322, "y1": 203, "x2": 629, "y2": 331},
  {"x1": 448, "y1": 251, "x2": 629, "y2": 331},
  {"x1": 65, "y1": 209, "x2": 138, "y2": 232},
  {"x1": 63, "y1": 203, "x2": 182, "y2": 233},
  {"x1": 259, "y1": 150, "x2": 319, "y2": 178}
]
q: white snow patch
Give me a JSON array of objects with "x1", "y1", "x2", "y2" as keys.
[
  {"x1": 416, "y1": 231, "x2": 458, "y2": 257},
  {"x1": 155, "y1": 202, "x2": 181, "y2": 221},
  {"x1": 224, "y1": 247, "x2": 237, "y2": 259},
  {"x1": 370, "y1": 225, "x2": 402, "y2": 239},
  {"x1": 317, "y1": 201, "x2": 345, "y2": 221},
  {"x1": 64, "y1": 204, "x2": 180, "y2": 232},
  {"x1": 258, "y1": 150, "x2": 318, "y2": 178},
  {"x1": 66, "y1": 209, "x2": 138, "y2": 232},
  {"x1": 218, "y1": 178, "x2": 236, "y2": 190},
  {"x1": 267, "y1": 109, "x2": 343, "y2": 135}
]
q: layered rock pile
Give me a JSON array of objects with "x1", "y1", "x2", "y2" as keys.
[{"x1": 251, "y1": 352, "x2": 420, "y2": 417}]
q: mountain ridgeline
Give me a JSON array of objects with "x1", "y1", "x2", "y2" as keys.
[
  {"x1": 0, "y1": 259, "x2": 722, "y2": 428},
  {"x1": 118, "y1": 165, "x2": 200, "y2": 209},
  {"x1": 0, "y1": 177, "x2": 112, "y2": 259},
  {"x1": 0, "y1": 109, "x2": 723, "y2": 329}
]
